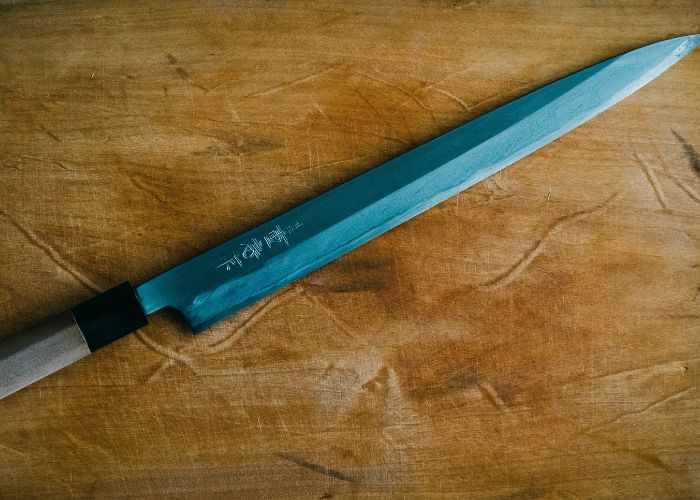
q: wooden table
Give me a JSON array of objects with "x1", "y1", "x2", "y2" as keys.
[{"x1": 1, "y1": 1, "x2": 698, "y2": 497}]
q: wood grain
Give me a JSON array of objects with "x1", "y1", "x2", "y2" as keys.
[{"x1": 0, "y1": 0, "x2": 698, "y2": 497}]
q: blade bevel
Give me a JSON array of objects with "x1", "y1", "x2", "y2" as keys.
[{"x1": 136, "y1": 35, "x2": 698, "y2": 333}]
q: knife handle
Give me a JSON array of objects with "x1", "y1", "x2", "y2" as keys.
[
  {"x1": 0, "y1": 282, "x2": 148, "y2": 400},
  {"x1": 0, "y1": 311, "x2": 90, "y2": 399}
]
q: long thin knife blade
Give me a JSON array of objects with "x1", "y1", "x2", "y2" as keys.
[{"x1": 136, "y1": 35, "x2": 698, "y2": 333}]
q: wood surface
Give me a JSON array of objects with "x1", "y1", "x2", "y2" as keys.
[{"x1": 1, "y1": 1, "x2": 699, "y2": 497}]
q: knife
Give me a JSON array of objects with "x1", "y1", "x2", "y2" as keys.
[{"x1": 1, "y1": 35, "x2": 697, "y2": 400}]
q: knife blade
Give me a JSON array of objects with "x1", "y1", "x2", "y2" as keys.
[{"x1": 1, "y1": 35, "x2": 697, "y2": 400}]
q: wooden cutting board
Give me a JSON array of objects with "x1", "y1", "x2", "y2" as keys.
[{"x1": 1, "y1": 1, "x2": 698, "y2": 497}]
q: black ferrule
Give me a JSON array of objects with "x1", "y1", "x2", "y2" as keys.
[{"x1": 71, "y1": 282, "x2": 148, "y2": 352}]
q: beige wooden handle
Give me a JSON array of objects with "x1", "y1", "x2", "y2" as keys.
[{"x1": 0, "y1": 311, "x2": 91, "y2": 400}]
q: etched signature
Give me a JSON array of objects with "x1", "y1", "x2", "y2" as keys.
[{"x1": 217, "y1": 221, "x2": 304, "y2": 272}]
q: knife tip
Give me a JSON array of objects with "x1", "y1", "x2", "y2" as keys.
[
  {"x1": 669, "y1": 34, "x2": 700, "y2": 60},
  {"x1": 683, "y1": 33, "x2": 699, "y2": 51}
]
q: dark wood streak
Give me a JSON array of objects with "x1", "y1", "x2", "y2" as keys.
[
  {"x1": 39, "y1": 125, "x2": 61, "y2": 142},
  {"x1": 278, "y1": 453, "x2": 356, "y2": 483},
  {"x1": 190, "y1": 137, "x2": 282, "y2": 157},
  {"x1": 166, "y1": 52, "x2": 207, "y2": 90},
  {"x1": 672, "y1": 130, "x2": 700, "y2": 177}
]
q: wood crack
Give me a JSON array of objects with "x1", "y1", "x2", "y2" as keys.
[
  {"x1": 0, "y1": 208, "x2": 99, "y2": 293},
  {"x1": 635, "y1": 153, "x2": 669, "y2": 209},
  {"x1": 478, "y1": 194, "x2": 616, "y2": 291}
]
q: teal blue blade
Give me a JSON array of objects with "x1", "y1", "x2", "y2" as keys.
[{"x1": 136, "y1": 35, "x2": 698, "y2": 333}]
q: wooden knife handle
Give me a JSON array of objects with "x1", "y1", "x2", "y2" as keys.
[
  {"x1": 0, "y1": 282, "x2": 148, "y2": 400},
  {"x1": 0, "y1": 311, "x2": 90, "y2": 399}
]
